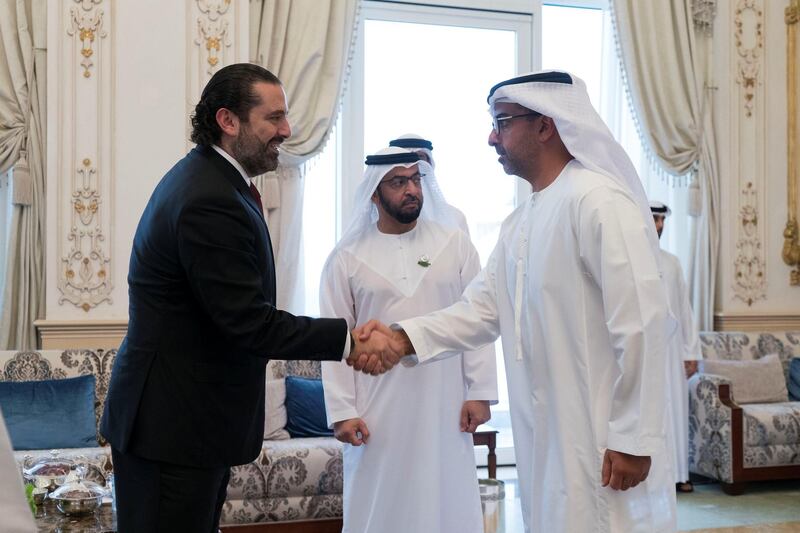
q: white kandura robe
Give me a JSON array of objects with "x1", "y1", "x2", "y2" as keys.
[
  {"x1": 321, "y1": 220, "x2": 497, "y2": 533},
  {"x1": 399, "y1": 160, "x2": 677, "y2": 533},
  {"x1": 659, "y1": 249, "x2": 701, "y2": 484}
]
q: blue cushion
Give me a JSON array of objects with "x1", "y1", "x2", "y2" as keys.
[
  {"x1": 285, "y1": 376, "x2": 333, "y2": 438},
  {"x1": 789, "y1": 358, "x2": 800, "y2": 401},
  {"x1": 0, "y1": 375, "x2": 97, "y2": 450}
]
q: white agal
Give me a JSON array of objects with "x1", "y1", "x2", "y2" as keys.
[
  {"x1": 321, "y1": 220, "x2": 497, "y2": 533},
  {"x1": 660, "y1": 248, "x2": 701, "y2": 484},
  {"x1": 399, "y1": 161, "x2": 677, "y2": 533}
]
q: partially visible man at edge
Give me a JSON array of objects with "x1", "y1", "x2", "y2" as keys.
[
  {"x1": 100, "y1": 63, "x2": 398, "y2": 533},
  {"x1": 651, "y1": 200, "x2": 701, "y2": 494}
]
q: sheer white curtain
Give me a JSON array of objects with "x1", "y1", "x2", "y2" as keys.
[
  {"x1": 0, "y1": 0, "x2": 46, "y2": 349},
  {"x1": 249, "y1": 0, "x2": 360, "y2": 313},
  {"x1": 610, "y1": 0, "x2": 719, "y2": 330}
]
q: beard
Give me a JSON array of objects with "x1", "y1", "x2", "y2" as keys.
[
  {"x1": 376, "y1": 187, "x2": 423, "y2": 224},
  {"x1": 232, "y1": 124, "x2": 283, "y2": 176}
]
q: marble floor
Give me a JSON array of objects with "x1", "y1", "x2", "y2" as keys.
[{"x1": 478, "y1": 467, "x2": 800, "y2": 533}]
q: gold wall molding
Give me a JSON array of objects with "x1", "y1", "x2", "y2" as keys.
[
  {"x1": 733, "y1": 182, "x2": 767, "y2": 305},
  {"x1": 186, "y1": 0, "x2": 246, "y2": 150},
  {"x1": 34, "y1": 319, "x2": 127, "y2": 350},
  {"x1": 67, "y1": 0, "x2": 107, "y2": 78},
  {"x1": 734, "y1": 0, "x2": 763, "y2": 117},
  {"x1": 714, "y1": 313, "x2": 800, "y2": 331},
  {"x1": 195, "y1": 0, "x2": 232, "y2": 75},
  {"x1": 784, "y1": 0, "x2": 800, "y2": 285},
  {"x1": 58, "y1": 158, "x2": 113, "y2": 312},
  {"x1": 55, "y1": 0, "x2": 114, "y2": 315}
]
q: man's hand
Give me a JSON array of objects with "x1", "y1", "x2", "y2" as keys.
[
  {"x1": 684, "y1": 360, "x2": 698, "y2": 379},
  {"x1": 601, "y1": 449, "x2": 651, "y2": 491},
  {"x1": 460, "y1": 400, "x2": 491, "y2": 433},
  {"x1": 345, "y1": 321, "x2": 404, "y2": 375},
  {"x1": 333, "y1": 418, "x2": 370, "y2": 446},
  {"x1": 354, "y1": 320, "x2": 415, "y2": 373}
]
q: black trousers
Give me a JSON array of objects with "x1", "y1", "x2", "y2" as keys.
[{"x1": 111, "y1": 447, "x2": 230, "y2": 533}]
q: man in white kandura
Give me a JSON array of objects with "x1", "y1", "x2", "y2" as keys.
[
  {"x1": 389, "y1": 133, "x2": 471, "y2": 235},
  {"x1": 357, "y1": 71, "x2": 677, "y2": 533},
  {"x1": 651, "y1": 200, "x2": 701, "y2": 494},
  {"x1": 321, "y1": 147, "x2": 497, "y2": 533}
]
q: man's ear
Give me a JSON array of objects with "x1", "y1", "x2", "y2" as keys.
[
  {"x1": 216, "y1": 108, "x2": 239, "y2": 137},
  {"x1": 538, "y1": 116, "x2": 557, "y2": 142}
]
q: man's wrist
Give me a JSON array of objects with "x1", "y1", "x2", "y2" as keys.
[{"x1": 348, "y1": 330, "x2": 356, "y2": 358}]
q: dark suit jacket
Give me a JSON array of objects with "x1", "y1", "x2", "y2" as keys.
[{"x1": 100, "y1": 145, "x2": 347, "y2": 468}]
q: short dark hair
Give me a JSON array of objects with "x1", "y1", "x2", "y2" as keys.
[{"x1": 190, "y1": 63, "x2": 282, "y2": 146}]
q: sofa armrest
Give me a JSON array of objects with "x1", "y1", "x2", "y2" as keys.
[{"x1": 688, "y1": 373, "x2": 738, "y2": 483}]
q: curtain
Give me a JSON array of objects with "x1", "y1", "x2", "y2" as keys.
[
  {"x1": 0, "y1": 0, "x2": 46, "y2": 349},
  {"x1": 611, "y1": 0, "x2": 719, "y2": 331},
  {"x1": 250, "y1": 0, "x2": 360, "y2": 313}
]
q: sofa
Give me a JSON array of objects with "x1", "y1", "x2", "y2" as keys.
[
  {"x1": 0, "y1": 349, "x2": 344, "y2": 531},
  {"x1": 688, "y1": 331, "x2": 800, "y2": 495}
]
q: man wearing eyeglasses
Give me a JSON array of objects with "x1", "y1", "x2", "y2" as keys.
[
  {"x1": 356, "y1": 71, "x2": 676, "y2": 533},
  {"x1": 321, "y1": 147, "x2": 497, "y2": 533}
]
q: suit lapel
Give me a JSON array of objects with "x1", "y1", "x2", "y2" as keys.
[{"x1": 195, "y1": 146, "x2": 266, "y2": 224}]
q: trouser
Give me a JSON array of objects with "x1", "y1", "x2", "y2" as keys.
[{"x1": 111, "y1": 447, "x2": 230, "y2": 533}]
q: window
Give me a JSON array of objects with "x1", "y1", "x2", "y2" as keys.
[
  {"x1": 542, "y1": 2, "x2": 691, "y2": 270},
  {"x1": 302, "y1": 126, "x2": 340, "y2": 316},
  {"x1": 301, "y1": 0, "x2": 688, "y2": 467}
]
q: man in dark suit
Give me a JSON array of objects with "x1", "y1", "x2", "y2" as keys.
[{"x1": 100, "y1": 63, "x2": 399, "y2": 533}]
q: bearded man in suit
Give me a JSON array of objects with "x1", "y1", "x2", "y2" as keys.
[{"x1": 101, "y1": 63, "x2": 399, "y2": 533}]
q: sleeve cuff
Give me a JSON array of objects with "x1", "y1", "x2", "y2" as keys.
[
  {"x1": 605, "y1": 431, "x2": 664, "y2": 457},
  {"x1": 395, "y1": 319, "x2": 431, "y2": 363},
  {"x1": 327, "y1": 408, "x2": 360, "y2": 429},
  {"x1": 465, "y1": 389, "x2": 499, "y2": 403}
]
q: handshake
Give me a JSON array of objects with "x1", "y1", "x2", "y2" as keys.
[{"x1": 345, "y1": 320, "x2": 413, "y2": 375}]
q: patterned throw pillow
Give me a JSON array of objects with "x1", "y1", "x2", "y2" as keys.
[{"x1": 701, "y1": 353, "x2": 789, "y2": 404}]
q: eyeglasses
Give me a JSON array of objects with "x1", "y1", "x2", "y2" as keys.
[
  {"x1": 378, "y1": 173, "x2": 424, "y2": 190},
  {"x1": 492, "y1": 112, "x2": 542, "y2": 133}
]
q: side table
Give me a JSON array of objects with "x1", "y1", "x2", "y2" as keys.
[{"x1": 472, "y1": 427, "x2": 498, "y2": 479}]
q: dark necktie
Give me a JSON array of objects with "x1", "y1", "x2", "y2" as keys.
[{"x1": 249, "y1": 182, "x2": 264, "y2": 217}]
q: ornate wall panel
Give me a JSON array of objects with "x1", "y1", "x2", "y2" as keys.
[
  {"x1": 186, "y1": 0, "x2": 248, "y2": 147},
  {"x1": 731, "y1": 0, "x2": 767, "y2": 306},
  {"x1": 55, "y1": 0, "x2": 114, "y2": 312}
]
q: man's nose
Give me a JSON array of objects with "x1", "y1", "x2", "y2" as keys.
[
  {"x1": 488, "y1": 128, "x2": 499, "y2": 146},
  {"x1": 279, "y1": 117, "x2": 292, "y2": 139},
  {"x1": 405, "y1": 180, "x2": 421, "y2": 194}
]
